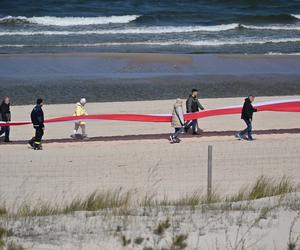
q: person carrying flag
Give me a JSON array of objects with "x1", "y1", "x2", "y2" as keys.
[{"x1": 29, "y1": 98, "x2": 45, "y2": 150}]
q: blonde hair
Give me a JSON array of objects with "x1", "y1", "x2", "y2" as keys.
[{"x1": 175, "y1": 98, "x2": 183, "y2": 104}]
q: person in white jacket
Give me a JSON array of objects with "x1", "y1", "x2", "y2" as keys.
[
  {"x1": 71, "y1": 98, "x2": 88, "y2": 138},
  {"x1": 170, "y1": 99, "x2": 185, "y2": 143}
]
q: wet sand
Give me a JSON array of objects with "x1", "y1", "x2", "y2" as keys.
[{"x1": 0, "y1": 53, "x2": 300, "y2": 104}]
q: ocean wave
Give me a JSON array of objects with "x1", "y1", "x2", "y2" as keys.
[
  {"x1": 1, "y1": 23, "x2": 300, "y2": 37},
  {"x1": 0, "y1": 23, "x2": 239, "y2": 36},
  {"x1": 183, "y1": 38, "x2": 300, "y2": 46},
  {"x1": 291, "y1": 14, "x2": 300, "y2": 19},
  {"x1": 0, "y1": 15, "x2": 140, "y2": 26},
  {"x1": 1, "y1": 38, "x2": 300, "y2": 48},
  {"x1": 242, "y1": 24, "x2": 300, "y2": 31},
  {"x1": 238, "y1": 13, "x2": 300, "y2": 23}
]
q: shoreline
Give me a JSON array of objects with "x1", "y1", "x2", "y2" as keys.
[
  {"x1": 1, "y1": 52, "x2": 300, "y2": 105},
  {"x1": 2, "y1": 52, "x2": 300, "y2": 77},
  {"x1": 2, "y1": 51, "x2": 300, "y2": 56},
  {"x1": 1, "y1": 75, "x2": 300, "y2": 105}
]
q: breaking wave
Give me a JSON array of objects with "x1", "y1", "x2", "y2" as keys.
[
  {"x1": 1, "y1": 37, "x2": 300, "y2": 48},
  {"x1": 0, "y1": 15, "x2": 140, "y2": 26},
  {"x1": 1, "y1": 23, "x2": 300, "y2": 37}
]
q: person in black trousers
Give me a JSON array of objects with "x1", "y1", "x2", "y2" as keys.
[
  {"x1": 0, "y1": 97, "x2": 11, "y2": 142},
  {"x1": 237, "y1": 95, "x2": 258, "y2": 141},
  {"x1": 185, "y1": 89, "x2": 205, "y2": 135},
  {"x1": 29, "y1": 98, "x2": 45, "y2": 150}
]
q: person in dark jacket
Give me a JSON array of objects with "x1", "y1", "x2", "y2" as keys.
[
  {"x1": 0, "y1": 97, "x2": 11, "y2": 142},
  {"x1": 184, "y1": 89, "x2": 205, "y2": 135},
  {"x1": 29, "y1": 98, "x2": 45, "y2": 150},
  {"x1": 236, "y1": 95, "x2": 258, "y2": 141}
]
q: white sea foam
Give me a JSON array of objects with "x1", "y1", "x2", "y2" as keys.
[
  {"x1": 1, "y1": 37, "x2": 300, "y2": 48},
  {"x1": 1, "y1": 23, "x2": 300, "y2": 37},
  {"x1": 0, "y1": 15, "x2": 140, "y2": 26},
  {"x1": 266, "y1": 52, "x2": 300, "y2": 55},
  {"x1": 0, "y1": 23, "x2": 239, "y2": 36},
  {"x1": 242, "y1": 24, "x2": 300, "y2": 31},
  {"x1": 291, "y1": 14, "x2": 300, "y2": 19},
  {"x1": 182, "y1": 37, "x2": 300, "y2": 46}
]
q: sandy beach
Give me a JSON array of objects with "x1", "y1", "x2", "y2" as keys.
[
  {"x1": 0, "y1": 95, "x2": 299, "y2": 208},
  {"x1": 1, "y1": 1, "x2": 300, "y2": 248},
  {"x1": 2, "y1": 0, "x2": 300, "y2": 247},
  {"x1": 0, "y1": 96, "x2": 300, "y2": 250}
]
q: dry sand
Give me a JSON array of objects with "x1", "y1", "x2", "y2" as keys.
[
  {"x1": 2, "y1": 194, "x2": 300, "y2": 250},
  {"x1": 0, "y1": 95, "x2": 300, "y2": 207},
  {"x1": 1, "y1": 95, "x2": 300, "y2": 250}
]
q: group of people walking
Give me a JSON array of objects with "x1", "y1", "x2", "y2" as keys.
[
  {"x1": 170, "y1": 88, "x2": 205, "y2": 143},
  {"x1": 0, "y1": 97, "x2": 88, "y2": 150},
  {"x1": 0, "y1": 89, "x2": 258, "y2": 149},
  {"x1": 170, "y1": 89, "x2": 258, "y2": 143}
]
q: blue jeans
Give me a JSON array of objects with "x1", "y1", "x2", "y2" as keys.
[
  {"x1": 172, "y1": 127, "x2": 184, "y2": 138},
  {"x1": 0, "y1": 126, "x2": 10, "y2": 142},
  {"x1": 239, "y1": 119, "x2": 253, "y2": 139},
  {"x1": 185, "y1": 120, "x2": 198, "y2": 133}
]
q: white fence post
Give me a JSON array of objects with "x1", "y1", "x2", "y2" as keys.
[{"x1": 207, "y1": 145, "x2": 213, "y2": 198}]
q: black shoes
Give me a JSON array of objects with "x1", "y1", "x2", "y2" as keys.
[
  {"x1": 28, "y1": 139, "x2": 34, "y2": 148},
  {"x1": 34, "y1": 145, "x2": 43, "y2": 150},
  {"x1": 28, "y1": 138, "x2": 43, "y2": 150}
]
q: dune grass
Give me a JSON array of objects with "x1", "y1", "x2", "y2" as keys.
[
  {"x1": 158, "y1": 190, "x2": 221, "y2": 207},
  {"x1": 144, "y1": 176, "x2": 297, "y2": 209},
  {"x1": 62, "y1": 190, "x2": 131, "y2": 214},
  {"x1": 227, "y1": 176, "x2": 298, "y2": 202},
  {"x1": 0, "y1": 176, "x2": 299, "y2": 217},
  {"x1": 0, "y1": 227, "x2": 16, "y2": 250},
  {"x1": 16, "y1": 189, "x2": 132, "y2": 217},
  {"x1": 0, "y1": 207, "x2": 6, "y2": 217},
  {"x1": 0, "y1": 176, "x2": 299, "y2": 250}
]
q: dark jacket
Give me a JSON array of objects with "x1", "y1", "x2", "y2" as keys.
[
  {"x1": 186, "y1": 95, "x2": 204, "y2": 113},
  {"x1": 31, "y1": 104, "x2": 44, "y2": 128},
  {"x1": 0, "y1": 101, "x2": 11, "y2": 122},
  {"x1": 241, "y1": 98, "x2": 257, "y2": 120}
]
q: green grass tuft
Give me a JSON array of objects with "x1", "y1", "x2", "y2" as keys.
[
  {"x1": 249, "y1": 176, "x2": 296, "y2": 199},
  {"x1": 154, "y1": 218, "x2": 171, "y2": 236},
  {"x1": 63, "y1": 190, "x2": 131, "y2": 214},
  {"x1": 0, "y1": 207, "x2": 6, "y2": 217},
  {"x1": 227, "y1": 176, "x2": 297, "y2": 202},
  {"x1": 170, "y1": 234, "x2": 188, "y2": 250},
  {"x1": 15, "y1": 189, "x2": 131, "y2": 217}
]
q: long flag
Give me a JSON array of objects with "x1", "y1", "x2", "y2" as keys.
[{"x1": 1, "y1": 99, "x2": 299, "y2": 127}]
